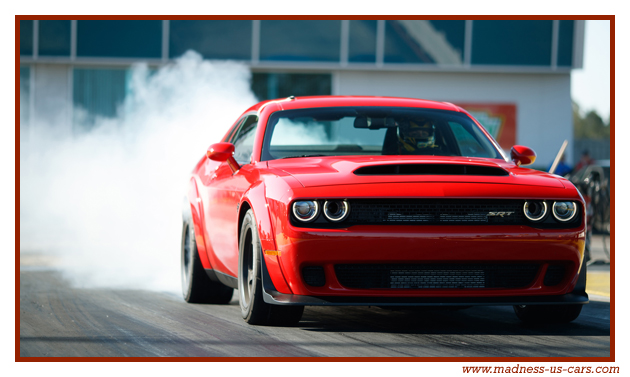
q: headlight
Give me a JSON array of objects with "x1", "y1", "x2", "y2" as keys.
[
  {"x1": 323, "y1": 200, "x2": 350, "y2": 222},
  {"x1": 552, "y1": 201, "x2": 577, "y2": 222},
  {"x1": 292, "y1": 200, "x2": 319, "y2": 222},
  {"x1": 523, "y1": 200, "x2": 547, "y2": 222}
]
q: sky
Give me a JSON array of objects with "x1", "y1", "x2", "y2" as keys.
[{"x1": 571, "y1": 20, "x2": 611, "y2": 121}]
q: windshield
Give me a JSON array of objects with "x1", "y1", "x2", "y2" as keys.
[{"x1": 260, "y1": 107, "x2": 503, "y2": 161}]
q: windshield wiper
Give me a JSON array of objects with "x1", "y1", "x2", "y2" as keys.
[{"x1": 281, "y1": 154, "x2": 329, "y2": 159}]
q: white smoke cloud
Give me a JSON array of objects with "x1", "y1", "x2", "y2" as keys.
[
  {"x1": 20, "y1": 51, "x2": 258, "y2": 292},
  {"x1": 270, "y1": 119, "x2": 331, "y2": 145}
]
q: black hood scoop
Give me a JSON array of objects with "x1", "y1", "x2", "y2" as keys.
[{"x1": 353, "y1": 164, "x2": 509, "y2": 176}]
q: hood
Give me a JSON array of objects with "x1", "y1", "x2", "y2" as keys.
[{"x1": 267, "y1": 156, "x2": 568, "y2": 189}]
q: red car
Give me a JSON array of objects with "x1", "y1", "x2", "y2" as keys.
[{"x1": 181, "y1": 96, "x2": 588, "y2": 326}]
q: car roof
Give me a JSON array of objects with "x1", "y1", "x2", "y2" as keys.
[{"x1": 244, "y1": 95, "x2": 463, "y2": 113}]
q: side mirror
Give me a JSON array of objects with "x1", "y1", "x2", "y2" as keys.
[
  {"x1": 510, "y1": 145, "x2": 536, "y2": 166},
  {"x1": 207, "y1": 142, "x2": 239, "y2": 173}
]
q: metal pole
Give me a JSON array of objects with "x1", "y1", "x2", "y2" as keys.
[{"x1": 549, "y1": 139, "x2": 569, "y2": 175}]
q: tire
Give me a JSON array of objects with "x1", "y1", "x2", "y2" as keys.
[
  {"x1": 181, "y1": 218, "x2": 234, "y2": 304},
  {"x1": 584, "y1": 196, "x2": 594, "y2": 263},
  {"x1": 513, "y1": 304, "x2": 583, "y2": 324},
  {"x1": 584, "y1": 227, "x2": 592, "y2": 263},
  {"x1": 238, "y1": 209, "x2": 304, "y2": 326}
]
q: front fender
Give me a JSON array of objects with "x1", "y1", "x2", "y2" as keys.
[{"x1": 241, "y1": 183, "x2": 293, "y2": 294}]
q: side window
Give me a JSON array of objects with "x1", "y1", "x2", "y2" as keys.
[
  {"x1": 223, "y1": 117, "x2": 246, "y2": 142},
  {"x1": 230, "y1": 115, "x2": 258, "y2": 164}
]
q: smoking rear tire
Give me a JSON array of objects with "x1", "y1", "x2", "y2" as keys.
[
  {"x1": 181, "y1": 219, "x2": 234, "y2": 304},
  {"x1": 238, "y1": 210, "x2": 304, "y2": 326},
  {"x1": 513, "y1": 304, "x2": 583, "y2": 324}
]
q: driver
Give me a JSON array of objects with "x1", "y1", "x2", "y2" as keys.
[{"x1": 397, "y1": 119, "x2": 437, "y2": 153}]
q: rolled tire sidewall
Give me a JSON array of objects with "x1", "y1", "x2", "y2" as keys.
[
  {"x1": 181, "y1": 220, "x2": 193, "y2": 299},
  {"x1": 239, "y1": 211, "x2": 260, "y2": 319}
]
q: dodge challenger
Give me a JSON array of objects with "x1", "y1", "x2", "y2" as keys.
[{"x1": 181, "y1": 96, "x2": 587, "y2": 326}]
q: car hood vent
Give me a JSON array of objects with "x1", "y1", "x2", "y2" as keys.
[{"x1": 353, "y1": 164, "x2": 509, "y2": 176}]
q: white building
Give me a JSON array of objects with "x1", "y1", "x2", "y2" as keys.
[{"x1": 19, "y1": 19, "x2": 584, "y2": 168}]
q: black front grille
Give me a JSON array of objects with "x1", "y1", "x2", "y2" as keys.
[
  {"x1": 347, "y1": 199, "x2": 525, "y2": 225},
  {"x1": 543, "y1": 264, "x2": 566, "y2": 286},
  {"x1": 335, "y1": 263, "x2": 540, "y2": 289},
  {"x1": 303, "y1": 266, "x2": 326, "y2": 287}
]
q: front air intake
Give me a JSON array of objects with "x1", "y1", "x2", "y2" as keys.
[
  {"x1": 353, "y1": 164, "x2": 509, "y2": 176},
  {"x1": 543, "y1": 264, "x2": 567, "y2": 286},
  {"x1": 303, "y1": 266, "x2": 326, "y2": 287},
  {"x1": 335, "y1": 263, "x2": 540, "y2": 289}
]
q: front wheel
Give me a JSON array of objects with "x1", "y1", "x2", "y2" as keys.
[
  {"x1": 513, "y1": 304, "x2": 583, "y2": 324},
  {"x1": 238, "y1": 209, "x2": 304, "y2": 326}
]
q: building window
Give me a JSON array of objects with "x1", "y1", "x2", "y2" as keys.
[
  {"x1": 471, "y1": 20, "x2": 553, "y2": 66},
  {"x1": 384, "y1": 20, "x2": 465, "y2": 64},
  {"x1": 73, "y1": 68, "x2": 128, "y2": 130},
  {"x1": 349, "y1": 20, "x2": 377, "y2": 63},
  {"x1": 260, "y1": 20, "x2": 341, "y2": 62},
  {"x1": 77, "y1": 20, "x2": 162, "y2": 58},
  {"x1": 557, "y1": 20, "x2": 575, "y2": 67},
  {"x1": 20, "y1": 66, "x2": 30, "y2": 129},
  {"x1": 20, "y1": 20, "x2": 33, "y2": 56},
  {"x1": 39, "y1": 20, "x2": 71, "y2": 57},
  {"x1": 169, "y1": 20, "x2": 251, "y2": 60},
  {"x1": 251, "y1": 73, "x2": 331, "y2": 101}
]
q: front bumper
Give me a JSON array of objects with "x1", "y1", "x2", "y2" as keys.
[
  {"x1": 261, "y1": 248, "x2": 589, "y2": 306},
  {"x1": 270, "y1": 224, "x2": 586, "y2": 299}
]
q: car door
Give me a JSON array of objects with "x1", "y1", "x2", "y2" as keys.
[{"x1": 204, "y1": 114, "x2": 259, "y2": 277}]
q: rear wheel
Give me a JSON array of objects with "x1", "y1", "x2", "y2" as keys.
[
  {"x1": 238, "y1": 210, "x2": 304, "y2": 326},
  {"x1": 513, "y1": 304, "x2": 583, "y2": 324},
  {"x1": 181, "y1": 218, "x2": 234, "y2": 304}
]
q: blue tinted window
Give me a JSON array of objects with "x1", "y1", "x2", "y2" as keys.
[
  {"x1": 260, "y1": 20, "x2": 340, "y2": 62},
  {"x1": 429, "y1": 20, "x2": 466, "y2": 58},
  {"x1": 77, "y1": 20, "x2": 162, "y2": 58},
  {"x1": 20, "y1": 66, "x2": 30, "y2": 90},
  {"x1": 471, "y1": 20, "x2": 553, "y2": 66},
  {"x1": 39, "y1": 20, "x2": 71, "y2": 56},
  {"x1": 252, "y1": 73, "x2": 331, "y2": 101},
  {"x1": 20, "y1": 20, "x2": 33, "y2": 56},
  {"x1": 20, "y1": 66, "x2": 30, "y2": 127},
  {"x1": 384, "y1": 20, "x2": 465, "y2": 64},
  {"x1": 349, "y1": 20, "x2": 377, "y2": 63},
  {"x1": 557, "y1": 20, "x2": 574, "y2": 67},
  {"x1": 73, "y1": 68, "x2": 128, "y2": 129},
  {"x1": 169, "y1": 20, "x2": 251, "y2": 60}
]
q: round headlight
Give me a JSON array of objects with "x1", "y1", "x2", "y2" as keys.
[
  {"x1": 553, "y1": 201, "x2": 577, "y2": 222},
  {"x1": 523, "y1": 201, "x2": 547, "y2": 222},
  {"x1": 292, "y1": 200, "x2": 319, "y2": 222},
  {"x1": 323, "y1": 200, "x2": 350, "y2": 222}
]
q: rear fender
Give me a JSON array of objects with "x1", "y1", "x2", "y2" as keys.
[
  {"x1": 241, "y1": 183, "x2": 293, "y2": 294},
  {"x1": 187, "y1": 178, "x2": 213, "y2": 269}
]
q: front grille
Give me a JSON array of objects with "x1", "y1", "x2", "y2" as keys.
[
  {"x1": 303, "y1": 266, "x2": 326, "y2": 287},
  {"x1": 543, "y1": 264, "x2": 566, "y2": 286},
  {"x1": 347, "y1": 199, "x2": 525, "y2": 225},
  {"x1": 335, "y1": 263, "x2": 540, "y2": 289}
]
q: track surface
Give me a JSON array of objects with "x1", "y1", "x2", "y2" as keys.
[{"x1": 20, "y1": 268, "x2": 610, "y2": 358}]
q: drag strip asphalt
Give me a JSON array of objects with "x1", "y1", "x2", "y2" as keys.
[{"x1": 19, "y1": 268, "x2": 610, "y2": 358}]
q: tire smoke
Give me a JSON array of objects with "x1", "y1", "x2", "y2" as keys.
[{"x1": 20, "y1": 51, "x2": 258, "y2": 292}]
